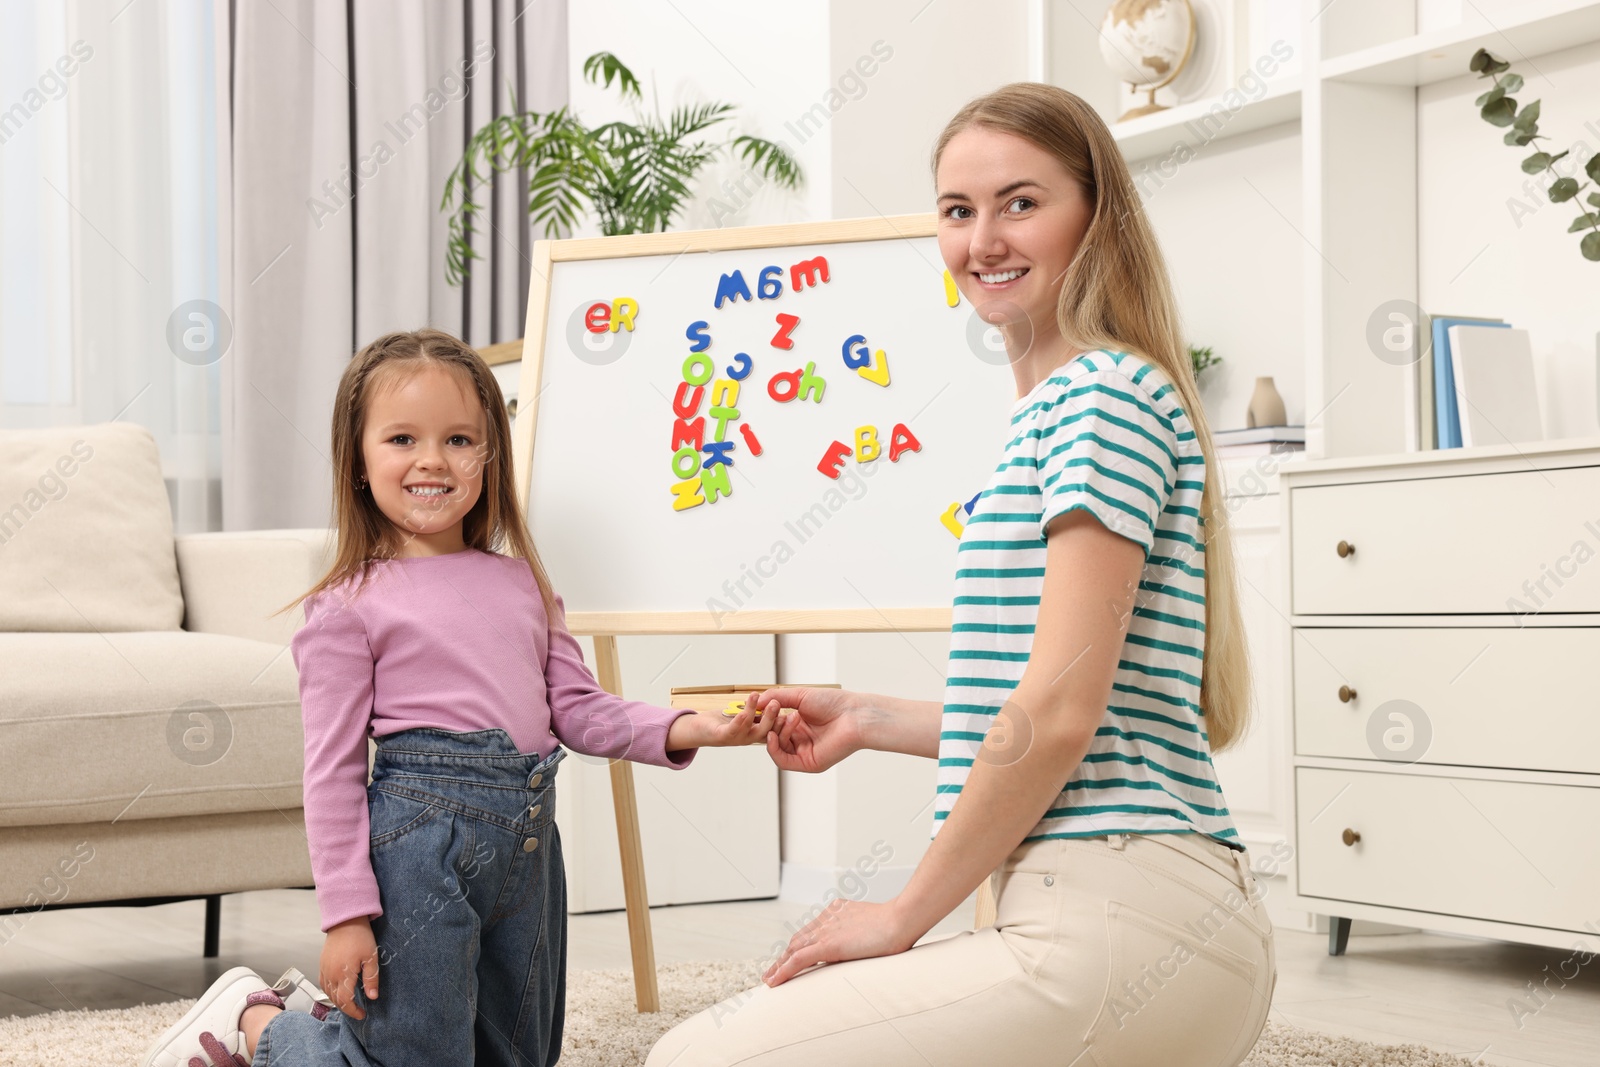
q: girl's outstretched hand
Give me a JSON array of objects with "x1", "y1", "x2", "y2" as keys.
[
  {"x1": 321, "y1": 916, "x2": 380, "y2": 1019},
  {"x1": 758, "y1": 686, "x2": 864, "y2": 774},
  {"x1": 667, "y1": 699, "x2": 782, "y2": 750}
]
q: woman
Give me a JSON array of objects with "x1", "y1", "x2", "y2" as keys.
[{"x1": 647, "y1": 83, "x2": 1275, "y2": 1067}]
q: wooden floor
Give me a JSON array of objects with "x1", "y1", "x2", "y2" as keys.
[{"x1": 1, "y1": 889, "x2": 1596, "y2": 1066}]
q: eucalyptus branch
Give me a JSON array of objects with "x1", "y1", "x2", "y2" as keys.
[{"x1": 1471, "y1": 48, "x2": 1600, "y2": 262}]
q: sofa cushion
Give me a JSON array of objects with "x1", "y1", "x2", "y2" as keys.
[
  {"x1": 0, "y1": 422, "x2": 184, "y2": 632},
  {"x1": 0, "y1": 631, "x2": 308, "y2": 827}
]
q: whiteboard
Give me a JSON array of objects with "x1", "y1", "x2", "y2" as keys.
[{"x1": 512, "y1": 215, "x2": 1017, "y2": 632}]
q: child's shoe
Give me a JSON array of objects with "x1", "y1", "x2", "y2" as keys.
[
  {"x1": 268, "y1": 967, "x2": 336, "y2": 1020},
  {"x1": 139, "y1": 966, "x2": 286, "y2": 1067}
]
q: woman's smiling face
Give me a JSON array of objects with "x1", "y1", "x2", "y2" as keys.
[{"x1": 935, "y1": 125, "x2": 1094, "y2": 360}]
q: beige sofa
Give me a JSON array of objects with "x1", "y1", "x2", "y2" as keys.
[{"x1": 0, "y1": 422, "x2": 334, "y2": 955}]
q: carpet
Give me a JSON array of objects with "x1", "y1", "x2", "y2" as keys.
[{"x1": 0, "y1": 958, "x2": 1493, "y2": 1066}]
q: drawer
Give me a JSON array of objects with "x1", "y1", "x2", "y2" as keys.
[
  {"x1": 1290, "y1": 466, "x2": 1600, "y2": 614},
  {"x1": 1293, "y1": 628, "x2": 1600, "y2": 774},
  {"x1": 1297, "y1": 768, "x2": 1600, "y2": 933}
]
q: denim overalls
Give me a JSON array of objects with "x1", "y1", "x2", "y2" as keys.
[{"x1": 254, "y1": 728, "x2": 568, "y2": 1067}]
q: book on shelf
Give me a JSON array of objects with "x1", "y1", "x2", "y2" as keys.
[
  {"x1": 1212, "y1": 426, "x2": 1304, "y2": 445},
  {"x1": 1426, "y1": 313, "x2": 1509, "y2": 449},
  {"x1": 1447, "y1": 326, "x2": 1543, "y2": 448},
  {"x1": 1212, "y1": 425, "x2": 1305, "y2": 459}
]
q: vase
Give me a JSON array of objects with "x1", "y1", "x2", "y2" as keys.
[{"x1": 1246, "y1": 376, "x2": 1286, "y2": 428}]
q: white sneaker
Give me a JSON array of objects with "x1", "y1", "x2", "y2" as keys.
[
  {"x1": 140, "y1": 966, "x2": 286, "y2": 1067},
  {"x1": 269, "y1": 966, "x2": 337, "y2": 1019}
]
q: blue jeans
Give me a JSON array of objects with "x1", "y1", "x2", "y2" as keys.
[{"x1": 254, "y1": 728, "x2": 568, "y2": 1067}]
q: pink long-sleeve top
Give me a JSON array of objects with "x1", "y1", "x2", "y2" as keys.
[{"x1": 289, "y1": 547, "x2": 698, "y2": 932}]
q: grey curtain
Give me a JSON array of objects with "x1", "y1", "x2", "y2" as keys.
[{"x1": 223, "y1": 0, "x2": 567, "y2": 532}]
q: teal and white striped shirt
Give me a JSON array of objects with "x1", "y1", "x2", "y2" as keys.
[{"x1": 934, "y1": 349, "x2": 1240, "y2": 851}]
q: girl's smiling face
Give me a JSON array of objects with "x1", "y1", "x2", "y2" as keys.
[
  {"x1": 935, "y1": 125, "x2": 1094, "y2": 375},
  {"x1": 361, "y1": 363, "x2": 489, "y2": 557}
]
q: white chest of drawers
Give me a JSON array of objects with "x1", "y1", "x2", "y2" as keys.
[{"x1": 1280, "y1": 437, "x2": 1600, "y2": 955}]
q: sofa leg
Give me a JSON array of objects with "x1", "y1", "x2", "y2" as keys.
[{"x1": 204, "y1": 895, "x2": 221, "y2": 958}]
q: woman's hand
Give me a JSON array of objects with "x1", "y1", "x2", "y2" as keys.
[
  {"x1": 757, "y1": 686, "x2": 865, "y2": 774},
  {"x1": 762, "y1": 897, "x2": 921, "y2": 987},
  {"x1": 320, "y1": 917, "x2": 380, "y2": 1019}
]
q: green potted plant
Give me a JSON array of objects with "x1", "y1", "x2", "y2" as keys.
[
  {"x1": 1189, "y1": 343, "x2": 1221, "y2": 382},
  {"x1": 441, "y1": 51, "x2": 804, "y2": 286}
]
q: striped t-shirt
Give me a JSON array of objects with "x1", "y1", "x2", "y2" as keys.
[{"x1": 934, "y1": 348, "x2": 1240, "y2": 852}]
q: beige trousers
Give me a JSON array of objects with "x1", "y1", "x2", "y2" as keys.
[{"x1": 646, "y1": 832, "x2": 1277, "y2": 1067}]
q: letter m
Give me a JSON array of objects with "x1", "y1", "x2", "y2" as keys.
[{"x1": 790, "y1": 256, "x2": 830, "y2": 292}]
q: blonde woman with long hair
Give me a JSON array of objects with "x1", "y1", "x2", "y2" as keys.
[{"x1": 649, "y1": 84, "x2": 1276, "y2": 1067}]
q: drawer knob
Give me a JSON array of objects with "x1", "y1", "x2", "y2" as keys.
[
  {"x1": 1336, "y1": 540, "x2": 1356, "y2": 558},
  {"x1": 1338, "y1": 685, "x2": 1357, "y2": 703},
  {"x1": 1341, "y1": 828, "x2": 1361, "y2": 847}
]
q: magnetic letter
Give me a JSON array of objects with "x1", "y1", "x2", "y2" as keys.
[
  {"x1": 710, "y1": 379, "x2": 741, "y2": 408},
  {"x1": 771, "y1": 313, "x2": 800, "y2": 350},
  {"x1": 701, "y1": 462, "x2": 733, "y2": 503},
  {"x1": 584, "y1": 302, "x2": 610, "y2": 333},
  {"x1": 854, "y1": 426, "x2": 881, "y2": 462},
  {"x1": 610, "y1": 297, "x2": 638, "y2": 332},
  {"x1": 790, "y1": 255, "x2": 830, "y2": 292},
  {"x1": 682, "y1": 352, "x2": 714, "y2": 386},
  {"x1": 817, "y1": 440, "x2": 852, "y2": 480},
  {"x1": 702, "y1": 440, "x2": 736, "y2": 468},
  {"x1": 671, "y1": 477, "x2": 705, "y2": 511},
  {"x1": 715, "y1": 270, "x2": 752, "y2": 309},
  {"x1": 673, "y1": 382, "x2": 704, "y2": 418},
  {"x1": 888, "y1": 423, "x2": 921, "y2": 462},
  {"x1": 757, "y1": 265, "x2": 784, "y2": 299},
  {"x1": 943, "y1": 269, "x2": 960, "y2": 308},
  {"x1": 857, "y1": 350, "x2": 890, "y2": 387},
  {"x1": 841, "y1": 334, "x2": 871, "y2": 369},
  {"x1": 740, "y1": 422, "x2": 763, "y2": 457},
  {"x1": 686, "y1": 320, "x2": 711, "y2": 352},
  {"x1": 797, "y1": 361, "x2": 826, "y2": 403},
  {"x1": 727, "y1": 352, "x2": 752, "y2": 380},
  {"x1": 671, "y1": 417, "x2": 705, "y2": 451},
  {"x1": 940, "y1": 502, "x2": 965, "y2": 538},
  {"x1": 710, "y1": 405, "x2": 740, "y2": 441},
  {"x1": 768, "y1": 369, "x2": 801, "y2": 403},
  {"x1": 671, "y1": 446, "x2": 701, "y2": 481}
]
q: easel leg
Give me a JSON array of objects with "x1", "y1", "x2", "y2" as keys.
[
  {"x1": 593, "y1": 635, "x2": 661, "y2": 1013},
  {"x1": 973, "y1": 873, "x2": 998, "y2": 929}
]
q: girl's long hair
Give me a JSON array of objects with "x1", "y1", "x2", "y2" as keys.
[
  {"x1": 279, "y1": 328, "x2": 558, "y2": 624},
  {"x1": 932, "y1": 83, "x2": 1252, "y2": 752}
]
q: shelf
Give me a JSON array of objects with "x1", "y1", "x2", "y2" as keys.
[
  {"x1": 1110, "y1": 77, "x2": 1301, "y2": 161},
  {"x1": 1320, "y1": 0, "x2": 1600, "y2": 86}
]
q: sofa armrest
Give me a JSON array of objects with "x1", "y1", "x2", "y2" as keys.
[{"x1": 176, "y1": 529, "x2": 337, "y2": 646}]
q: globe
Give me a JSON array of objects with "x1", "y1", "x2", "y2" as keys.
[{"x1": 1098, "y1": 0, "x2": 1196, "y2": 120}]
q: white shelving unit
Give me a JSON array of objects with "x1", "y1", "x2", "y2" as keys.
[
  {"x1": 1110, "y1": 76, "x2": 1302, "y2": 159},
  {"x1": 1047, "y1": 0, "x2": 1600, "y2": 460},
  {"x1": 1036, "y1": 1, "x2": 1600, "y2": 936}
]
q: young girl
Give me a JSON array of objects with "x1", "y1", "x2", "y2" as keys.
[
  {"x1": 649, "y1": 84, "x2": 1276, "y2": 1066},
  {"x1": 142, "y1": 328, "x2": 775, "y2": 1067}
]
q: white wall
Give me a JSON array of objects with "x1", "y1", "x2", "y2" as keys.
[
  {"x1": 1418, "y1": 38, "x2": 1600, "y2": 441},
  {"x1": 566, "y1": 2, "x2": 833, "y2": 231},
  {"x1": 1135, "y1": 124, "x2": 1305, "y2": 432}
]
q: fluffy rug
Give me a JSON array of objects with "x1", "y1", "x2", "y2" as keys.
[{"x1": 0, "y1": 958, "x2": 1493, "y2": 1066}]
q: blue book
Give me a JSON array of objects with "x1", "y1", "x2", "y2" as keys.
[{"x1": 1431, "y1": 317, "x2": 1509, "y2": 448}]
